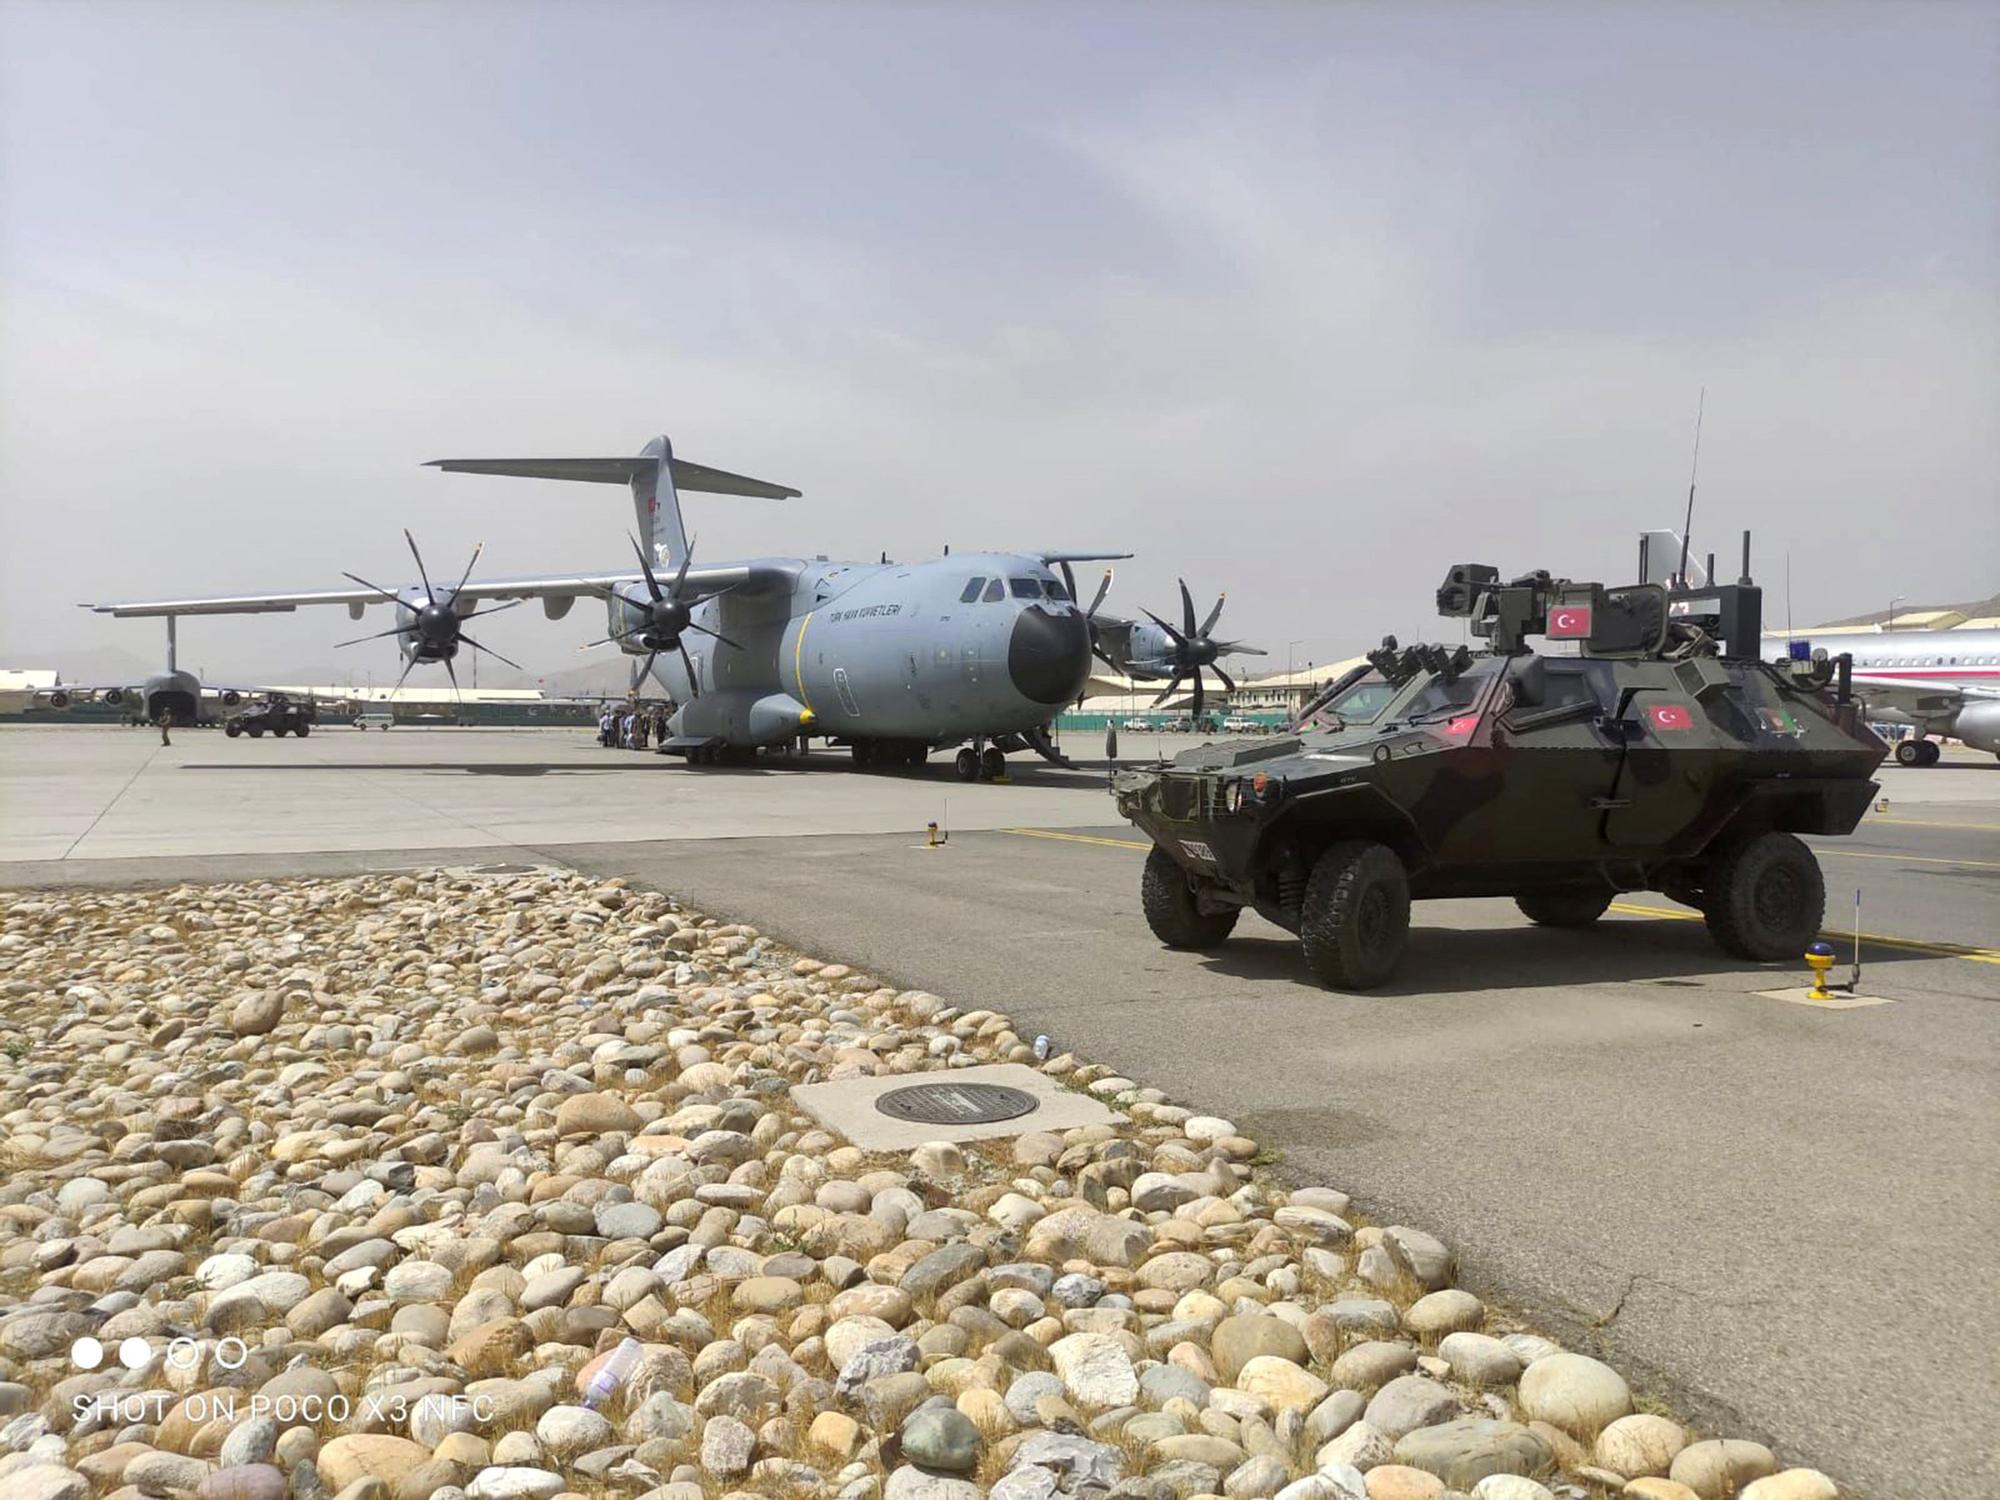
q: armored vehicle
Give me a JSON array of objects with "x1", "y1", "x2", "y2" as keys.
[
  {"x1": 223, "y1": 694, "x2": 316, "y2": 739},
  {"x1": 1113, "y1": 554, "x2": 1886, "y2": 988}
]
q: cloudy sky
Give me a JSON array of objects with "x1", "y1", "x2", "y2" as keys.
[{"x1": 3, "y1": 0, "x2": 1995, "y2": 683}]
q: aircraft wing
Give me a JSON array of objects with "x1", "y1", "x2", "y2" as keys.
[
  {"x1": 85, "y1": 562, "x2": 792, "y2": 618},
  {"x1": 1856, "y1": 675, "x2": 2000, "y2": 724}
]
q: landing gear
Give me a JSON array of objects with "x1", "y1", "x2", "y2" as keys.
[
  {"x1": 955, "y1": 748, "x2": 980, "y2": 781},
  {"x1": 1702, "y1": 831, "x2": 1825, "y2": 961},
  {"x1": 981, "y1": 747, "x2": 1007, "y2": 780},
  {"x1": 1894, "y1": 737, "x2": 1942, "y2": 766}
]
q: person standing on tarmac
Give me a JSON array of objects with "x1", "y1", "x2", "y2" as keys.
[
  {"x1": 634, "y1": 708, "x2": 649, "y2": 752},
  {"x1": 158, "y1": 709, "x2": 173, "y2": 747}
]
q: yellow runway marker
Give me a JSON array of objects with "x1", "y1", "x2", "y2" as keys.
[
  {"x1": 999, "y1": 827, "x2": 1150, "y2": 851},
  {"x1": 1609, "y1": 901, "x2": 2000, "y2": 966},
  {"x1": 1814, "y1": 847, "x2": 2000, "y2": 872},
  {"x1": 1865, "y1": 816, "x2": 2000, "y2": 833}
]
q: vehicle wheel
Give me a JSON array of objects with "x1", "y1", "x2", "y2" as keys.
[
  {"x1": 1919, "y1": 739, "x2": 1942, "y2": 766},
  {"x1": 295, "y1": 722, "x2": 310, "y2": 737},
  {"x1": 981, "y1": 747, "x2": 1007, "y2": 780},
  {"x1": 1702, "y1": 831, "x2": 1825, "y2": 961},
  {"x1": 1140, "y1": 846, "x2": 1239, "y2": 950},
  {"x1": 225, "y1": 721, "x2": 242, "y2": 738},
  {"x1": 1299, "y1": 840, "x2": 1410, "y2": 990},
  {"x1": 1895, "y1": 739, "x2": 1925, "y2": 767},
  {"x1": 1515, "y1": 889, "x2": 1613, "y2": 927},
  {"x1": 247, "y1": 726, "x2": 264, "y2": 738},
  {"x1": 955, "y1": 748, "x2": 980, "y2": 781}
]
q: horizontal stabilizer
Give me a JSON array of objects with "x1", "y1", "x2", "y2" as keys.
[{"x1": 427, "y1": 455, "x2": 800, "y2": 499}]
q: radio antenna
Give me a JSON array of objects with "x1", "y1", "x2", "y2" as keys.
[{"x1": 1676, "y1": 387, "x2": 1706, "y2": 587}]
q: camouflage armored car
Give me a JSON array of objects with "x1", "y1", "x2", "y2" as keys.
[{"x1": 1113, "y1": 559, "x2": 1886, "y2": 989}]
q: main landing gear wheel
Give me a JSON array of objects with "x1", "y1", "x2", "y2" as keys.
[
  {"x1": 1920, "y1": 739, "x2": 1942, "y2": 766},
  {"x1": 954, "y1": 748, "x2": 980, "y2": 781},
  {"x1": 1894, "y1": 739, "x2": 1925, "y2": 767},
  {"x1": 1702, "y1": 831, "x2": 1825, "y2": 961},
  {"x1": 1515, "y1": 889, "x2": 1613, "y2": 927},
  {"x1": 1299, "y1": 840, "x2": 1410, "y2": 991},
  {"x1": 981, "y1": 747, "x2": 1007, "y2": 780},
  {"x1": 1140, "y1": 846, "x2": 1239, "y2": 950}
]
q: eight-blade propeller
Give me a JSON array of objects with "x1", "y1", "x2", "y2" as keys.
[
  {"x1": 335, "y1": 529, "x2": 523, "y2": 701},
  {"x1": 578, "y1": 534, "x2": 740, "y2": 698},
  {"x1": 1144, "y1": 578, "x2": 1265, "y2": 720}
]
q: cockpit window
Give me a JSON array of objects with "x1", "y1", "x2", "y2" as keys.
[
  {"x1": 959, "y1": 577, "x2": 986, "y2": 604},
  {"x1": 1042, "y1": 577, "x2": 1070, "y2": 600},
  {"x1": 1009, "y1": 577, "x2": 1041, "y2": 599},
  {"x1": 982, "y1": 578, "x2": 1005, "y2": 603}
]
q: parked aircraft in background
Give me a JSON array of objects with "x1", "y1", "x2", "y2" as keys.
[
  {"x1": 37, "y1": 617, "x2": 264, "y2": 726},
  {"x1": 1810, "y1": 627, "x2": 2000, "y2": 764},
  {"x1": 88, "y1": 432, "x2": 1127, "y2": 778}
]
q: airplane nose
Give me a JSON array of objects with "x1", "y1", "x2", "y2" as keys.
[{"x1": 1008, "y1": 605, "x2": 1091, "y2": 705}]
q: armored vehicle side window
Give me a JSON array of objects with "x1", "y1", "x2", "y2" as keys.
[
  {"x1": 959, "y1": 577, "x2": 987, "y2": 603},
  {"x1": 1318, "y1": 676, "x2": 1398, "y2": 725},
  {"x1": 1400, "y1": 659, "x2": 1501, "y2": 721},
  {"x1": 982, "y1": 578, "x2": 1006, "y2": 603},
  {"x1": 1009, "y1": 577, "x2": 1041, "y2": 598}
]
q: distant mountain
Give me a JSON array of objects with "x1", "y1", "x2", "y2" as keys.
[{"x1": 4, "y1": 643, "x2": 159, "y2": 684}]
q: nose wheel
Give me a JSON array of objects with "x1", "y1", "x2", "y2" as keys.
[{"x1": 953, "y1": 744, "x2": 1011, "y2": 781}]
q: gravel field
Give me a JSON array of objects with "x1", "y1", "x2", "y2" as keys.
[{"x1": 1, "y1": 869, "x2": 1842, "y2": 1500}]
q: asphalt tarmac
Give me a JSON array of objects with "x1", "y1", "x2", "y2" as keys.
[{"x1": 3, "y1": 724, "x2": 1995, "y2": 1499}]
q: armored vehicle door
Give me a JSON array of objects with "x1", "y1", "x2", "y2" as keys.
[
  {"x1": 1477, "y1": 655, "x2": 1623, "y2": 858},
  {"x1": 1596, "y1": 657, "x2": 1722, "y2": 849}
]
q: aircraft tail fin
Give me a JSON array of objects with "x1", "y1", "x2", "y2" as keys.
[{"x1": 427, "y1": 439, "x2": 799, "y2": 569}]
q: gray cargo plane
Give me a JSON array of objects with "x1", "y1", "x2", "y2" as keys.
[{"x1": 88, "y1": 433, "x2": 1125, "y2": 779}]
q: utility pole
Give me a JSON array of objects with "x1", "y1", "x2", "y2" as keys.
[{"x1": 1887, "y1": 596, "x2": 1904, "y2": 632}]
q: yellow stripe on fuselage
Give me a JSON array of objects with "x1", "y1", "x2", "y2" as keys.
[{"x1": 793, "y1": 611, "x2": 815, "y2": 714}]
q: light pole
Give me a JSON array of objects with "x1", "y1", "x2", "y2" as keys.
[
  {"x1": 1888, "y1": 596, "x2": 1904, "y2": 632},
  {"x1": 1286, "y1": 639, "x2": 1303, "y2": 716}
]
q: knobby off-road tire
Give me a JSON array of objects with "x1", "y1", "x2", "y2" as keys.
[
  {"x1": 1140, "y1": 846, "x2": 1239, "y2": 950},
  {"x1": 1702, "y1": 831, "x2": 1825, "y2": 961},
  {"x1": 1299, "y1": 840, "x2": 1410, "y2": 990},
  {"x1": 1515, "y1": 889, "x2": 1613, "y2": 927}
]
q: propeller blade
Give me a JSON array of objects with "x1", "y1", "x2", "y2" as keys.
[
  {"x1": 1190, "y1": 670, "x2": 1205, "y2": 721},
  {"x1": 334, "y1": 625, "x2": 410, "y2": 649},
  {"x1": 1087, "y1": 568, "x2": 1113, "y2": 617},
  {"x1": 1142, "y1": 608, "x2": 1191, "y2": 652},
  {"x1": 458, "y1": 633, "x2": 522, "y2": 671},
  {"x1": 404, "y1": 530, "x2": 437, "y2": 604},
  {"x1": 450, "y1": 541, "x2": 485, "y2": 601},
  {"x1": 1200, "y1": 592, "x2": 1226, "y2": 637},
  {"x1": 627, "y1": 531, "x2": 665, "y2": 602},
  {"x1": 679, "y1": 641, "x2": 700, "y2": 698},
  {"x1": 671, "y1": 532, "x2": 696, "y2": 599},
  {"x1": 1178, "y1": 578, "x2": 1198, "y2": 639},
  {"x1": 390, "y1": 654, "x2": 419, "y2": 696},
  {"x1": 1058, "y1": 561, "x2": 1077, "y2": 607},
  {"x1": 642, "y1": 650, "x2": 658, "y2": 687},
  {"x1": 1152, "y1": 674, "x2": 1184, "y2": 708},
  {"x1": 1213, "y1": 664, "x2": 1237, "y2": 692},
  {"x1": 342, "y1": 572, "x2": 404, "y2": 607},
  {"x1": 443, "y1": 655, "x2": 461, "y2": 707},
  {"x1": 685, "y1": 622, "x2": 743, "y2": 651},
  {"x1": 1213, "y1": 641, "x2": 1268, "y2": 656}
]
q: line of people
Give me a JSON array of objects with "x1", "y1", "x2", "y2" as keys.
[{"x1": 597, "y1": 702, "x2": 672, "y2": 751}]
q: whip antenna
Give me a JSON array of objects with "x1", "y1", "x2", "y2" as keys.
[{"x1": 1676, "y1": 387, "x2": 1706, "y2": 587}]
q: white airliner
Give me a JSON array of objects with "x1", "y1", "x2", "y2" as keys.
[{"x1": 1789, "y1": 626, "x2": 2000, "y2": 765}]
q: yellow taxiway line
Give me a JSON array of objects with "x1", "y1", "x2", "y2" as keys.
[{"x1": 994, "y1": 829, "x2": 2000, "y2": 967}]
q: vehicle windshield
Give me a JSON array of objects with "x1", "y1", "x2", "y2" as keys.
[
  {"x1": 1395, "y1": 659, "x2": 1503, "y2": 724},
  {"x1": 1309, "y1": 675, "x2": 1399, "y2": 727}
]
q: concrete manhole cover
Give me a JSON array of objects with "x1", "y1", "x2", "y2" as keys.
[{"x1": 875, "y1": 1082, "x2": 1039, "y2": 1126}]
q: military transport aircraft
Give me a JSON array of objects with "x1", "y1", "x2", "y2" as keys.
[
  {"x1": 37, "y1": 616, "x2": 274, "y2": 727},
  {"x1": 87, "y1": 433, "x2": 1126, "y2": 779}
]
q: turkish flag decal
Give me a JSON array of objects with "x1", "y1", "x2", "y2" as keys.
[
  {"x1": 1649, "y1": 703, "x2": 1694, "y2": 730},
  {"x1": 1548, "y1": 605, "x2": 1593, "y2": 638}
]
